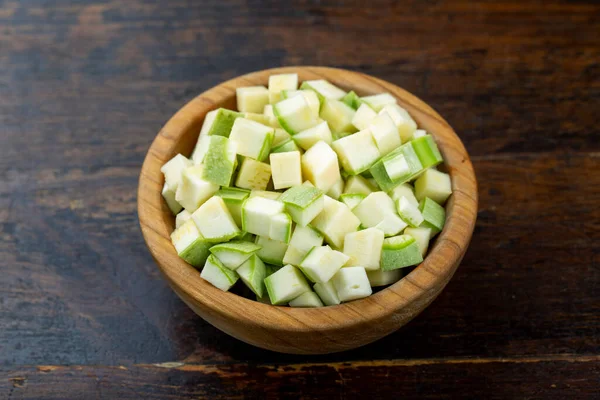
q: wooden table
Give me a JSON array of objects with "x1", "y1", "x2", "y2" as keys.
[{"x1": 1, "y1": 1, "x2": 598, "y2": 398}]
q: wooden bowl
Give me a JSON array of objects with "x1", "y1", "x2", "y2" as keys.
[{"x1": 138, "y1": 67, "x2": 478, "y2": 354}]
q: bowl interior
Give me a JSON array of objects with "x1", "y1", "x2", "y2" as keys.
[{"x1": 138, "y1": 66, "x2": 478, "y2": 352}]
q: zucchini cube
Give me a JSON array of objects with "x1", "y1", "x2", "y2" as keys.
[
  {"x1": 352, "y1": 192, "x2": 407, "y2": 236},
  {"x1": 236, "y1": 254, "x2": 267, "y2": 297},
  {"x1": 404, "y1": 227, "x2": 432, "y2": 257},
  {"x1": 326, "y1": 177, "x2": 344, "y2": 200},
  {"x1": 229, "y1": 118, "x2": 274, "y2": 162},
  {"x1": 343, "y1": 175, "x2": 376, "y2": 195},
  {"x1": 343, "y1": 227, "x2": 385, "y2": 270},
  {"x1": 274, "y1": 94, "x2": 318, "y2": 134},
  {"x1": 191, "y1": 135, "x2": 210, "y2": 164},
  {"x1": 282, "y1": 224, "x2": 324, "y2": 265},
  {"x1": 301, "y1": 141, "x2": 341, "y2": 192},
  {"x1": 397, "y1": 196, "x2": 424, "y2": 228},
  {"x1": 162, "y1": 183, "x2": 182, "y2": 214},
  {"x1": 299, "y1": 245, "x2": 350, "y2": 283},
  {"x1": 411, "y1": 135, "x2": 444, "y2": 169},
  {"x1": 311, "y1": 196, "x2": 361, "y2": 249},
  {"x1": 388, "y1": 183, "x2": 419, "y2": 208},
  {"x1": 263, "y1": 104, "x2": 281, "y2": 128},
  {"x1": 379, "y1": 104, "x2": 417, "y2": 142},
  {"x1": 360, "y1": 93, "x2": 397, "y2": 112},
  {"x1": 313, "y1": 281, "x2": 341, "y2": 306},
  {"x1": 381, "y1": 234, "x2": 423, "y2": 270},
  {"x1": 236, "y1": 86, "x2": 269, "y2": 113},
  {"x1": 170, "y1": 219, "x2": 212, "y2": 267},
  {"x1": 199, "y1": 108, "x2": 242, "y2": 138},
  {"x1": 269, "y1": 212, "x2": 293, "y2": 243},
  {"x1": 293, "y1": 120, "x2": 333, "y2": 150},
  {"x1": 175, "y1": 209, "x2": 192, "y2": 228},
  {"x1": 244, "y1": 112, "x2": 271, "y2": 126},
  {"x1": 268, "y1": 73, "x2": 298, "y2": 104},
  {"x1": 332, "y1": 129, "x2": 381, "y2": 175},
  {"x1": 369, "y1": 141, "x2": 423, "y2": 191},
  {"x1": 264, "y1": 264, "x2": 311, "y2": 305},
  {"x1": 191, "y1": 196, "x2": 241, "y2": 243},
  {"x1": 175, "y1": 165, "x2": 220, "y2": 212},
  {"x1": 249, "y1": 190, "x2": 281, "y2": 200},
  {"x1": 270, "y1": 151, "x2": 303, "y2": 190},
  {"x1": 272, "y1": 128, "x2": 292, "y2": 148},
  {"x1": 200, "y1": 254, "x2": 239, "y2": 291},
  {"x1": 283, "y1": 90, "x2": 321, "y2": 119},
  {"x1": 209, "y1": 240, "x2": 261, "y2": 270},
  {"x1": 215, "y1": 187, "x2": 250, "y2": 227},
  {"x1": 279, "y1": 185, "x2": 324, "y2": 226},
  {"x1": 202, "y1": 135, "x2": 237, "y2": 186},
  {"x1": 320, "y1": 99, "x2": 356, "y2": 133},
  {"x1": 369, "y1": 112, "x2": 402, "y2": 156},
  {"x1": 351, "y1": 103, "x2": 378, "y2": 131},
  {"x1": 419, "y1": 197, "x2": 446, "y2": 235},
  {"x1": 241, "y1": 196, "x2": 284, "y2": 238},
  {"x1": 367, "y1": 269, "x2": 403, "y2": 287},
  {"x1": 339, "y1": 193, "x2": 365, "y2": 210},
  {"x1": 414, "y1": 168, "x2": 452, "y2": 205},
  {"x1": 271, "y1": 139, "x2": 303, "y2": 154},
  {"x1": 341, "y1": 90, "x2": 362, "y2": 110},
  {"x1": 332, "y1": 266, "x2": 372, "y2": 302},
  {"x1": 289, "y1": 291, "x2": 324, "y2": 308},
  {"x1": 235, "y1": 157, "x2": 272, "y2": 191},
  {"x1": 301, "y1": 79, "x2": 347, "y2": 101},
  {"x1": 256, "y1": 235, "x2": 289, "y2": 266},
  {"x1": 161, "y1": 154, "x2": 192, "y2": 191}
]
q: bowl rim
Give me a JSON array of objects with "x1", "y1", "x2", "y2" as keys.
[{"x1": 138, "y1": 66, "x2": 478, "y2": 337}]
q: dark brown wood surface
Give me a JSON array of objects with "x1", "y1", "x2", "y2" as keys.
[{"x1": 1, "y1": 0, "x2": 598, "y2": 398}]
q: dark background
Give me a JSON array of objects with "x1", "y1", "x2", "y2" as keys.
[{"x1": 1, "y1": 0, "x2": 598, "y2": 398}]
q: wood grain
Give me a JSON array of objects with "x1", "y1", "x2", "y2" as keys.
[
  {"x1": 0, "y1": 0, "x2": 598, "y2": 396},
  {"x1": 138, "y1": 66, "x2": 479, "y2": 354}
]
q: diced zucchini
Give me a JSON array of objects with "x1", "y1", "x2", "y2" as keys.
[
  {"x1": 369, "y1": 141, "x2": 423, "y2": 191},
  {"x1": 292, "y1": 120, "x2": 333, "y2": 150},
  {"x1": 191, "y1": 135, "x2": 211, "y2": 164},
  {"x1": 270, "y1": 151, "x2": 302, "y2": 190},
  {"x1": 244, "y1": 112, "x2": 271, "y2": 126},
  {"x1": 271, "y1": 139, "x2": 303, "y2": 154},
  {"x1": 229, "y1": 118, "x2": 274, "y2": 162},
  {"x1": 175, "y1": 209, "x2": 192, "y2": 228},
  {"x1": 170, "y1": 219, "x2": 211, "y2": 267},
  {"x1": 235, "y1": 157, "x2": 272, "y2": 190},
  {"x1": 272, "y1": 128, "x2": 292, "y2": 148},
  {"x1": 311, "y1": 196, "x2": 361, "y2": 249},
  {"x1": 269, "y1": 212, "x2": 293, "y2": 243},
  {"x1": 249, "y1": 190, "x2": 281, "y2": 200},
  {"x1": 191, "y1": 196, "x2": 241, "y2": 242},
  {"x1": 419, "y1": 197, "x2": 446, "y2": 235},
  {"x1": 332, "y1": 131, "x2": 353, "y2": 140},
  {"x1": 369, "y1": 112, "x2": 402, "y2": 156},
  {"x1": 313, "y1": 281, "x2": 341, "y2": 306},
  {"x1": 264, "y1": 264, "x2": 311, "y2": 305},
  {"x1": 161, "y1": 154, "x2": 192, "y2": 191},
  {"x1": 360, "y1": 93, "x2": 397, "y2": 112},
  {"x1": 200, "y1": 254, "x2": 239, "y2": 291},
  {"x1": 299, "y1": 245, "x2": 349, "y2": 283},
  {"x1": 320, "y1": 99, "x2": 356, "y2": 133},
  {"x1": 282, "y1": 224, "x2": 324, "y2": 265},
  {"x1": 341, "y1": 90, "x2": 362, "y2": 110},
  {"x1": 380, "y1": 104, "x2": 417, "y2": 143},
  {"x1": 351, "y1": 103, "x2": 377, "y2": 131},
  {"x1": 412, "y1": 129, "x2": 427, "y2": 139},
  {"x1": 279, "y1": 185, "x2": 324, "y2": 226},
  {"x1": 367, "y1": 269, "x2": 403, "y2": 287},
  {"x1": 237, "y1": 231, "x2": 256, "y2": 242},
  {"x1": 326, "y1": 177, "x2": 344, "y2": 200},
  {"x1": 332, "y1": 129, "x2": 381, "y2": 175},
  {"x1": 263, "y1": 104, "x2": 281, "y2": 128},
  {"x1": 199, "y1": 108, "x2": 242, "y2": 137},
  {"x1": 301, "y1": 141, "x2": 341, "y2": 192},
  {"x1": 301, "y1": 79, "x2": 347, "y2": 101},
  {"x1": 175, "y1": 165, "x2": 220, "y2": 212},
  {"x1": 162, "y1": 183, "x2": 182, "y2": 214},
  {"x1": 202, "y1": 135, "x2": 237, "y2": 186},
  {"x1": 343, "y1": 227, "x2": 385, "y2": 270},
  {"x1": 274, "y1": 94, "x2": 319, "y2": 134},
  {"x1": 332, "y1": 266, "x2": 372, "y2": 302},
  {"x1": 339, "y1": 193, "x2": 365, "y2": 210},
  {"x1": 388, "y1": 183, "x2": 419, "y2": 208},
  {"x1": 289, "y1": 291, "x2": 324, "y2": 308},
  {"x1": 283, "y1": 90, "x2": 321, "y2": 119},
  {"x1": 209, "y1": 240, "x2": 261, "y2": 270},
  {"x1": 215, "y1": 187, "x2": 250, "y2": 227},
  {"x1": 397, "y1": 196, "x2": 424, "y2": 228},
  {"x1": 352, "y1": 192, "x2": 407, "y2": 236},
  {"x1": 414, "y1": 168, "x2": 452, "y2": 204},
  {"x1": 268, "y1": 73, "x2": 299, "y2": 104},
  {"x1": 404, "y1": 227, "x2": 432, "y2": 257},
  {"x1": 236, "y1": 86, "x2": 270, "y2": 113},
  {"x1": 236, "y1": 254, "x2": 267, "y2": 297},
  {"x1": 380, "y1": 234, "x2": 423, "y2": 270},
  {"x1": 343, "y1": 175, "x2": 376, "y2": 195},
  {"x1": 411, "y1": 135, "x2": 443, "y2": 169},
  {"x1": 241, "y1": 196, "x2": 284, "y2": 237},
  {"x1": 256, "y1": 235, "x2": 289, "y2": 265}
]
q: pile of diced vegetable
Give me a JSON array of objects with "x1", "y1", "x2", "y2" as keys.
[{"x1": 161, "y1": 73, "x2": 452, "y2": 307}]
